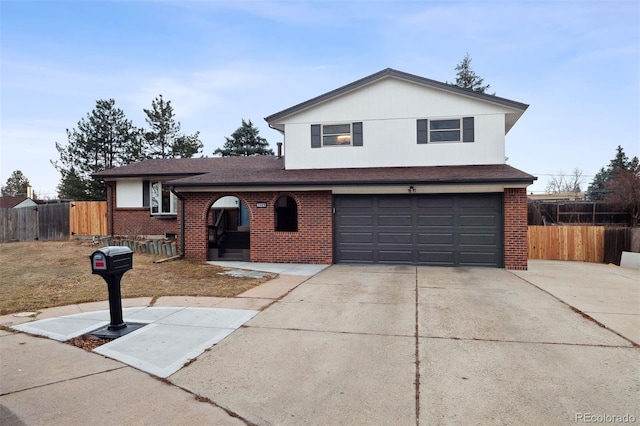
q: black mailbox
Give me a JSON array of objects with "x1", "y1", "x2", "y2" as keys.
[
  {"x1": 89, "y1": 246, "x2": 144, "y2": 339},
  {"x1": 91, "y1": 246, "x2": 133, "y2": 275}
]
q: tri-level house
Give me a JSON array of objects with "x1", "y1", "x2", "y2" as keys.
[{"x1": 94, "y1": 68, "x2": 536, "y2": 269}]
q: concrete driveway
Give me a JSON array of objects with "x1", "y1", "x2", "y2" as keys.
[{"x1": 170, "y1": 262, "x2": 639, "y2": 425}]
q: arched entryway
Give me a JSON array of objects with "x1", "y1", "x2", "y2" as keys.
[{"x1": 208, "y1": 196, "x2": 250, "y2": 261}]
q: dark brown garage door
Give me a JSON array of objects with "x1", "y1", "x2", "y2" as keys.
[{"x1": 334, "y1": 194, "x2": 503, "y2": 267}]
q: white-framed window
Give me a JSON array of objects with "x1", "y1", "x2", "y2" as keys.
[
  {"x1": 150, "y1": 181, "x2": 177, "y2": 215},
  {"x1": 311, "y1": 122, "x2": 363, "y2": 148},
  {"x1": 430, "y1": 119, "x2": 461, "y2": 142},
  {"x1": 323, "y1": 124, "x2": 352, "y2": 146},
  {"x1": 417, "y1": 117, "x2": 474, "y2": 144}
]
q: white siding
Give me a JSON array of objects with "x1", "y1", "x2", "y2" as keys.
[
  {"x1": 116, "y1": 180, "x2": 143, "y2": 208},
  {"x1": 275, "y1": 78, "x2": 515, "y2": 169}
]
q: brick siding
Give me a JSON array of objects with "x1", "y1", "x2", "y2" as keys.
[
  {"x1": 504, "y1": 187, "x2": 529, "y2": 270},
  {"x1": 106, "y1": 184, "x2": 179, "y2": 237},
  {"x1": 181, "y1": 191, "x2": 333, "y2": 263}
]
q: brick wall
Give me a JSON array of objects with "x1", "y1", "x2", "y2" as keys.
[
  {"x1": 181, "y1": 191, "x2": 333, "y2": 263},
  {"x1": 106, "y1": 184, "x2": 179, "y2": 237},
  {"x1": 504, "y1": 187, "x2": 528, "y2": 270}
]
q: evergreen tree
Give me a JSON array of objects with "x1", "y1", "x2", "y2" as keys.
[
  {"x1": 143, "y1": 94, "x2": 203, "y2": 158},
  {"x1": 1, "y1": 170, "x2": 31, "y2": 197},
  {"x1": 52, "y1": 99, "x2": 143, "y2": 200},
  {"x1": 454, "y1": 53, "x2": 492, "y2": 94},
  {"x1": 214, "y1": 119, "x2": 274, "y2": 156},
  {"x1": 587, "y1": 145, "x2": 639, "y2": 200}
]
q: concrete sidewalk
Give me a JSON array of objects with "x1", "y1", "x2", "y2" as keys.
[{"x1": 1, "y1": 264, "x2": 324, "y2": 425}]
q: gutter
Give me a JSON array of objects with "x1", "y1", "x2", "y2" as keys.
[{"x1": 170, "y1": 186, "x2": 186, "y2": 257}]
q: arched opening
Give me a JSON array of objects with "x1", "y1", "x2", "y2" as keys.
[
  {"x1": 208, "y1": 196, "x2": 250, "y2": 261},
  {"x1": 274, "y1": 195, "x2": 298, "y2": 232}
]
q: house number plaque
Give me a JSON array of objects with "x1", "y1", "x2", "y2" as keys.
[{"x1": 256, "y1": 202, "x2": 267, "y2": 208}]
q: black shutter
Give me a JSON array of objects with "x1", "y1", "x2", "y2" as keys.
[
  {"x1": 352, "y1": 122, "x2": 363, "y2": 146},
  {"x1": 463, "y1": 117, "x2": 474, "y2": 142},
  {"x1": 311, "y1": 124, "x2": 321, "y2": 148},
  {"x1": 417, "y1": 119, "x2": 428, "y2": 144},
  {"x1": 142, "y1": 180, "x2": 150, "y2": 207}
]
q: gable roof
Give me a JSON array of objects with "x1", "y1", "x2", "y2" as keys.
[
  {"x1": 0, "y1": 195, "x2": 29, "y2": 208},
  {"x1": 265, "y1": 68, "x2": 529, "y2": 125}
]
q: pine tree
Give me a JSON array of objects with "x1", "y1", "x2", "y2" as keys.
[
  {"x1": 214, "y1": 119, "x2": 274, "y2": 156},
  {"x1": 454, "y1": 53, "x2": 492, "y2": 94},
  {"x1": 52, "y1": 99, "x2": 143, "y2": 200},
  {"x1": 143, "y1": 94, "x2": 203, "y2": 158},
  {"x1": 1, "y1": 170, "x2": 31, "y2": 197}
]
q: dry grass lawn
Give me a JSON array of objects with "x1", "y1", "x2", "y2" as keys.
[{"x1": 0, "y1": 241, "x2": 270, "y2": 315}]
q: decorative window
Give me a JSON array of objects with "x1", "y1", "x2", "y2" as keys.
[
  {"x1": 417, "y1": 117, "x2": 474, "y2": 144},
  {"x1": 311, "y1": 122, "x2": 363, "y2": 148},
  {"x1": 150, "y1": 181, "x2": 177, "y2": 215},
  {"x1": 274, "y1": 196, "x2": 298, "y2": 232}
]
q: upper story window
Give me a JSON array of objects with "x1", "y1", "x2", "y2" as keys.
[
  {"x1": 311, "y1": 122, "x2": 363, "y2": 148},
  {"x1": 417, "y1": 117, "x2": 474, "y2": 144},
  {"x1": 150, "y1": 181, "x2": 177, "y2": 215},
  {"x1": 323, "y1": 124, "x2": 352, "y2": 146}
]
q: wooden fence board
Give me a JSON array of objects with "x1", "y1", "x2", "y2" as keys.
[
  {"x1": 70, "y1": 201, "x2": 108, "y2": 237},
  {"x1": 0, "y1": 201, "x2": 107, "y2": 242},
  {"x1": 0, "y1": 207, "x2": 38, "y2": 242},
  {"x1": 528, "y1": 226, "x2": 604, "y2": 262},
  {"x1": 38, "y1": 203, "x2": 69, "y2": 240}
]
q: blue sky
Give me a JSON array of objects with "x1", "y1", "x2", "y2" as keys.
[{"x1": 1, "y1": 0, "x2": 638, "y2": 198}]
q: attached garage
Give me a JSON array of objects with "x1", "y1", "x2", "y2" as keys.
[{"x1": 334, "y1": 194, "x2": 504, "y2": 267}]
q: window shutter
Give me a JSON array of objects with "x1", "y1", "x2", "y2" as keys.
[
  {"x1": 463, "y1": 117, "x2": 474, "y2": 142},
  {"x1": 417, "y1": 119, "x2": 428, "y2": 144},
  {"x1": 311, "y1": 124, "x2": 321, "y2": 148},
  {"x1": 142, "y1": 180, "x2": 150, "y2": 207},
  {"x1": 352, "y1": 122, "x2": 363, "y2": 146}
]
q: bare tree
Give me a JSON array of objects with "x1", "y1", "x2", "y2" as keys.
[
  {"x1": 604, "y1": 165, "x2": 640, "y2": 226},
  {"x1": 545, "y1": 168, "x2": 584, "y2": 194}
]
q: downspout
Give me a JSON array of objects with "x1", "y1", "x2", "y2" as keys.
[
  {"x1": 107, "y1": 181, "x2": 115, "y2": 236},
  {"x1": 170, "y1": 186, "x2": 186, "y2": 257}
]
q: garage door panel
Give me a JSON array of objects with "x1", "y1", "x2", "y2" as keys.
[
  {"x1": 459, "y1": 214, "x2": 499, "y2": 227},
  {"x1": 417, "y1": 215, "x2": 454, "y2": 227},
  {"x1": 334, "y1": 194, "x2": 503, "y2": 267},
  {"x1": 417, "y1": 233, "x2": 454, "y2": 244},
  {"x1": 459, "y1": 251, "x2": 499, "y2": 266},
  {"x1": 379, "y1": 250, "x2": 413, "y2": 263},
  {"x1": 459, "y1": 233, "x2": 499, "y2": 246},
  {"x1": 379, "y1": 215, "x2": 412, "y2": 227},
  {"x1": 340, "y1": 215, "x2": 374, "y2": 227},
  {"x1": 339, "y1": 198, "x2": 374, "y2": 208},
  {"x1": 379, "y1": 198, "x2": 412, "y2": 208},
  {"x1": 417, "y1": 250, "x2": 455, "y2": 265},
  {"x1": 338, "y1": 250, "x2": 375, "y2": 263},
  {"x1": 379, "y1": 232, "x2": 413, "y2": 244},
  {"x1": 339, "y1": 232, "x2": 374, "y2": 244},
  {"x1": 416, "y1": 197, "x2": 454, "y2": 208}
]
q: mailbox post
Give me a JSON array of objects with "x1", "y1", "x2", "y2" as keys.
[{"x1": 90, "y1": 246, "x2": 144, "y2": 339}]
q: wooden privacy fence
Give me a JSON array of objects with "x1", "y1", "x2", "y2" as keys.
[
  {"x1": 0, "y1": 201, "x2": 107, "y2": 242},
  {"x1": 528, "y1": 226, "x2": 605, "y2": 263},
  {"x1": 70, "y1": 201, "x2": 108, "y2": 236}
]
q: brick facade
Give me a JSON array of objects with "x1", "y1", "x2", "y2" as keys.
[
  {"x1": 106, "y1": 183, "x2": 529, "y2": 269},
  {"x1": 181, "y1": 191, "x2": 333, "y2": 263},
  {"x1": 106, "y1": 184, "x2": 179, "y2": 237},
  {"x1": 503, "y1": 187, "x2": 529, "y2": 270}
]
